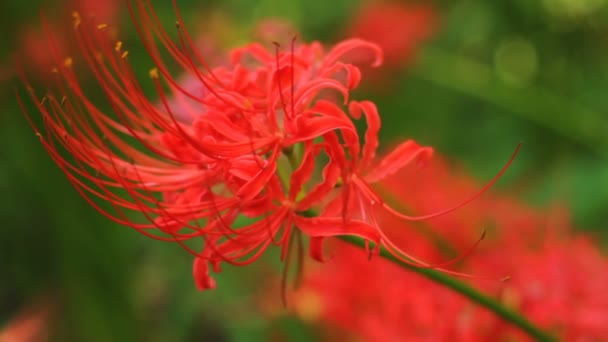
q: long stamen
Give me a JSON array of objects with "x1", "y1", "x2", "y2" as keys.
[
  {"x1": 383, "y1": 143, "x2": 522, "y2": 221},
  {"x1": 290, "y1": 35, "x2": 297, "y2": 121},
  {"x1": 273, "y1": 41, "x2": 291, "y2": 126}
]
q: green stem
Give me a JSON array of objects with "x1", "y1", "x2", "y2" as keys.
[{"x1": 335, "y1": 233, "x2": 557, "y2": 341}]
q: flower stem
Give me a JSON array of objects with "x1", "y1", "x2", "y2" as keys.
[{"x1": 336, "y1": 234, "x2": 557, "y2": 342}]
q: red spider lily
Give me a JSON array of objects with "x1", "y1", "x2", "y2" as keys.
[
  {"x1": 18, "y1": 0, "x2": 515, "y2": 291},
  {"x1": 292, "y1": 155, "x2": 608, "y2": 341}
]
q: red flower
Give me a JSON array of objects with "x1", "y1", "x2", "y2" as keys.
[
  {"x1": 347, "y1": 1, "x2": 437, "y2": 68},
  {"x1": 19, "y1": 0, "x2": 512, "y2": 291},
  {"x1": 292, "y1": 155, "x2": 608, "y2": 341}
]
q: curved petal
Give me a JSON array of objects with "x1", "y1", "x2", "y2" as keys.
[
  {"x1": 295, "y1": 216, "x2": 381, "y2": 241},
  {"x1": 193, "y1": 256, "x2": 217, "y2": 290},
  {"x1": 288, "y1": 116, "x2": 356, "y2": 144},
  {"x1": 365, "y1": 140, "x2": 433, "y2": 184},
  {"x1": 295, "y1": 216, "x2": 381, "y2": 262},
  {"x1": 230, "y1": 42, "x2": 274, "y2": 65},
  {"x1": 289, "y1": 142, "x2": 319, "y2": 199},
  {"x1": 309, "y1": 236, "x2": 327, "y2": 262},
  {"x1": 323, "y1": 38, "x2": 384, "y2": 68},
  {"x1": 349, "y1": 100, "x2": 381, "y2": 172},
  {"x1": 294, "y1": 78, "x2": 350, "y2": 108},
  {"x1": 296, "y1": 157, "x2": 341, "y2": 211},
  {"x1": 236, "y1": 146, "x2": 280, "y2": 200}
]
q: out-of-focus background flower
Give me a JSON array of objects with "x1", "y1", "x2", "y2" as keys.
[{"x1": 1, "y1": 0, "x2": 607, "y2": 340}]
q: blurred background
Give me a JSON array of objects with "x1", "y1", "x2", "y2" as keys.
[{"x1": 1, "y1": 0, "x2": 608, "y2": 340}]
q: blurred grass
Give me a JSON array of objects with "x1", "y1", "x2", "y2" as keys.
[{"x1": 2, "y1": 0, "x2": 608, "y2": 340}]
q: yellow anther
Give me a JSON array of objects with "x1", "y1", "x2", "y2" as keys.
[
  {"x1": 63, "y1": 57, "x2": 73, "y2": 67},
  {"x1": 72, "y1": 12, "x2": 81, "y2": 28},
  {"x1": 115, "y1": 41, "x2": 122, "y2": 52},
  {"x1": 335, "y1": 176, "x2": 344, "y2": 187},
  {"x1": 121, "y1": 51, "x2": 129, "y2": 59},
  {"x1": 149, "y1": 68, "x2": 159, "y2": 79},
  {"x1": 97, "y1": 23, "x2": 108, "y2": 30},
  {"x1": 243, "y1": 99, "x2": 253, "y2": 110}
]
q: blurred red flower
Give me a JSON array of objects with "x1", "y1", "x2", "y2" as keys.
[
  {"x1": 13, "y1": 0, "x2": 121, "y2": 78},
  {"x1": 16, "y1": 24, "x2": 69, "y2": 76},
  {"x1": 346, "y1": 1, "x2": 437, "y2": 70},
  {"x1": 69, "y1": 0, "x2": 121, "y2": 26},
  {"x1": 0, "y1": 298, "x2": 52, "y2": 342}
]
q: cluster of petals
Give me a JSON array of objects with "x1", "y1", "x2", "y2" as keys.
[
  {"x1": 18, "y1": 0, "x2": 454, "y2": 290},
  {"x1": 291, "y1": 155, "x2": 608, "y2": 341}
]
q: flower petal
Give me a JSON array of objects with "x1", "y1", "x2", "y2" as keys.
[
  {"x1": 365, "y1": 140, "x2": 433, "y2": 183},
  {"x1": 294, "y1": 216, "x2": 381, "y2": 262}
]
